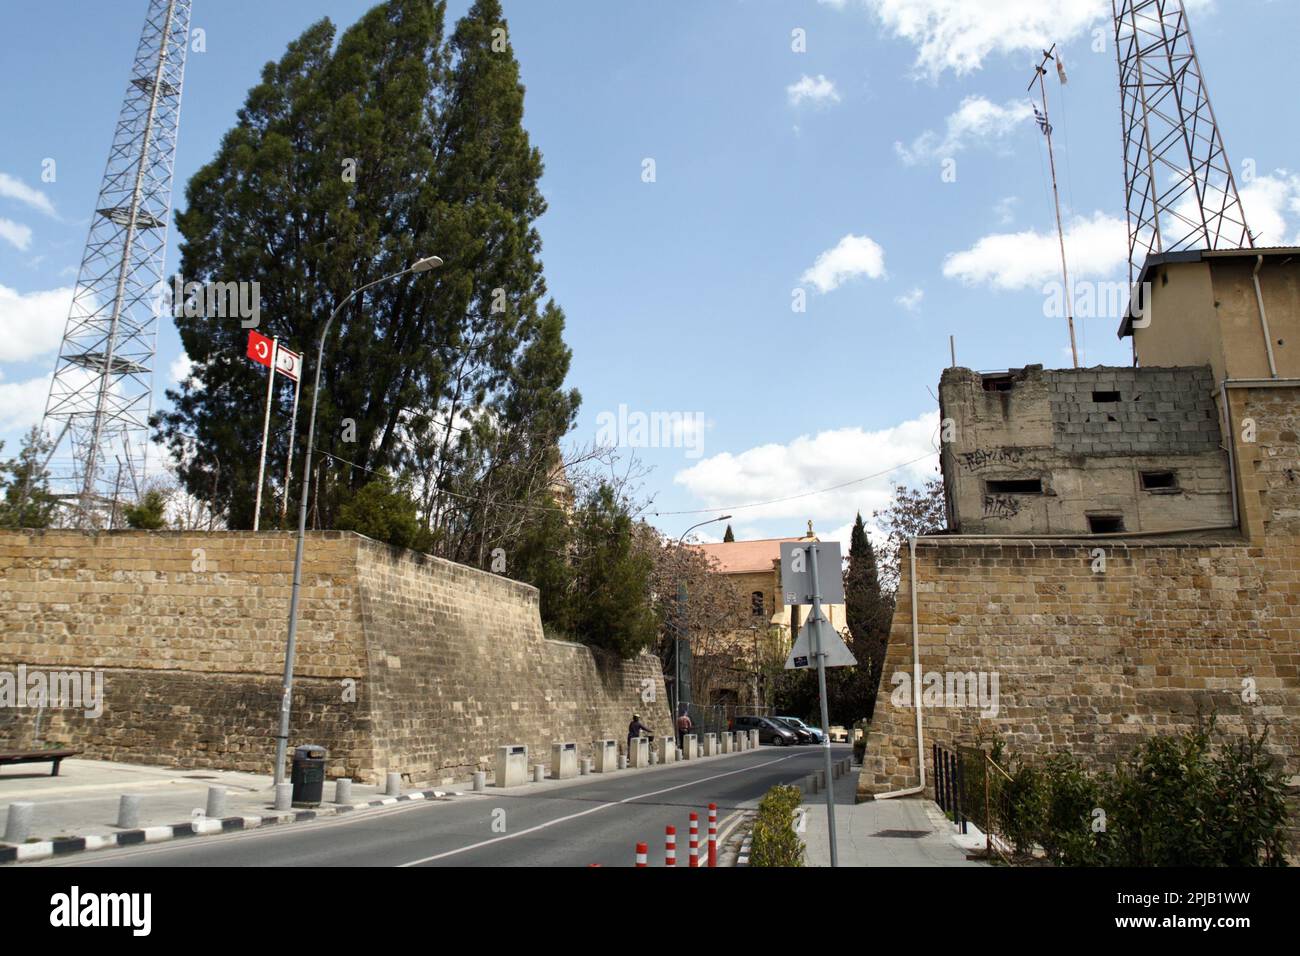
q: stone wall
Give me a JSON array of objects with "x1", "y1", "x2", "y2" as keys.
[
  {"x1": 0, "y1": 531, "x2": 670, "y2": 783},
  {"x1": 861, "y1": 381, "x2": 1300, "y2": 851}
]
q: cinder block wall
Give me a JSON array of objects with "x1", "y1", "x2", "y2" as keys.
[{"x1": 0, "y1": 530, "x2": 670, "y2": 783}]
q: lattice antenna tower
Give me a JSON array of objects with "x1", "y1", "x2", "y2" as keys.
[
  {"x1": 1113, "y1": 0, "x2": 1252, "y2": 287},
  {"x1": 40, "y1": 0, "x2": 192, "y2": 524}
]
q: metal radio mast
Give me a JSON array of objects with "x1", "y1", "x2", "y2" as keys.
[
  {"x1": 1113, "y1": 0, "x2": 1252, "y2": 286},
  {"x1": 40, "y1": 0, "x2": 192, "y2": 524}
]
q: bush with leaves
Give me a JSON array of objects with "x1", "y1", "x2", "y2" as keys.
[
  {"x1": 749, "y1": 784, "x2": 805, "y2": 867},
  {"x1": 124, "y1": 490, "x2": 169, "y2": 530}
]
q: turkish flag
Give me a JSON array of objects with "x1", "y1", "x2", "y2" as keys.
[{"x1": 247, "y1": 329, "x2": 274, "y2": 368}]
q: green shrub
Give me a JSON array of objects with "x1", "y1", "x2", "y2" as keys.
[{"x1": 749, "y1": 784, "x2": 805, "y2": 867}]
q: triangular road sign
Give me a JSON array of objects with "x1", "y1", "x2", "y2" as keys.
[{"x1": 784, "y1": 618, "x2": 857, "y2": 670}]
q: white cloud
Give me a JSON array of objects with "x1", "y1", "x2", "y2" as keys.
[
  {"x1": 169, "y1": 351, "x2": 196, "y2": 387},
  {"x1": 787, "y1": 74, "x2": 841, "y2": 107},
  {"x1": 0, "y1": 173, "x2": 57, "y2": 218},
  {"x1": 895, "y1": 96, "x2": 1032, "y2": 165},
  {"x1": 843, "y1": 0, "x2": 1212, "y2": 79},
  {"x1": 1238, "y1": 172, "x2": 1300, "y2": 246},
  {"x1": 0, "y1": 284, "x2": 73, "y2": 361},
  {"x1": 0, "y1": 372, "x2": 51, "y2": 432},
  {"x1": 801, "y1": 234, "x2": 887, "y2": 293},
  {"x1": 0, "y1": 217, "x2": 33, "y2": 251},
  {"x1": 994, "y1": 196, "x2": 1020, "y2": 225},
  {"x1": 895, "y1": 287, "x2": 924, "y2": 311},
  {"x1": 942, "y1": 212, "x2": 1128, "y2": 290},
  {"x1": 673, "y1": 412, "x2": 940, "y2": 528}
]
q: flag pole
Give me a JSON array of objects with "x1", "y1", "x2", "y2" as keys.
[
  {"x1": 253, "y1": 339, "x2": 277, "y2": 532},
  {"x1": 280, "y1": 365, "x2": 301, "y2": 527}
]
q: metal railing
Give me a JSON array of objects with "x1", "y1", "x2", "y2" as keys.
[{"x1": 939, "y1": 744, "x2": 1016, "y2": 863}]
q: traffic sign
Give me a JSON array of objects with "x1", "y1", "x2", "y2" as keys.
[
  {"x1": 779, "y1": 541, "x2": 844, "y2": 606},
  {"x1": 784, "y1": 617, "x2": 857, "y2": 670}
]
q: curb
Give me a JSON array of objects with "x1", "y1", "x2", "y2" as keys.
[{"x1": 0, "y1": 788, "x2": 451, "y2": 865}]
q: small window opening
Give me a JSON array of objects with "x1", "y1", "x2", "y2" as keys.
[
  {"x1": 1141, "y1": 471, "x2": 1178, "y2": 491},
  {"x1": 982, "y1": 375, "x2": 1015, "y2": 392},
  {"x1": 751, "y1": 591, "x2": 765, "y2": 617},
  {"x1": 986, "y1": 478, "x2": 1043, "y2": 495},
  {"x1": 1093, "y1": 391, "x2": 1122, "y2": 403},
  {"x1": 1088, "y1": 515, "x2": 1125, "y2": 534}
]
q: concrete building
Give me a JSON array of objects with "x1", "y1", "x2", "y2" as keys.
[
  {"x1": 939, "y1": 364, "x2": 1234, "y2": 535},
  {"x1": 861, "y1": 248, "x2": 1300, "y2": 854}
]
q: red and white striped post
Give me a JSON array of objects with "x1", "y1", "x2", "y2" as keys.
[
  {"x1": 665, "y1": 825, "x2": 677, "y2": 866},
  {"x1": 707, "y1": 803, "x2": 718, "y2": 867},
  {"x1": 688, "y1": 811, "x2": 700, "y2": 867},
  {"x1": 635, "y1": 842, "x2": 648, "y2": 867}
]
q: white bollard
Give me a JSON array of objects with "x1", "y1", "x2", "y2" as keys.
[
  {"x1": 628, "y1": 737, "x2": 650, "y2": 769},
  {"x1": 681, "y1": 734, "x2": 697, "y2": 760},
  {"x1": 386, "y1": 772, "x2": 402, "y2": 796},
  {"x1": 205, "y1": 787, "x2": 226, "y2": 819},
  {"x1": 658, "y1": 736, "x2": 677, "y2": 765},
  {"x1": 117, "y1": 794, "x2": 141, "y2": 829},
  {"x1": 618, "y1": 754, "x2": 628, "y2": 770},
  {"x1": 551, "y1": 742, "x2": 578, "y2": 780},
  {"x1": 593, "y1": 740, "x2": 618, "y2": 772},
  {"x1": 533, "y1": 763, "x2": 546, "y2": 783},
  {"x1": 472, "y1": 771, "x2": 486, "y2": 792},
  {"x1": 4, "y1": 802, "x2": 34, "y2": 843},
  {"x1": 334, "y1": 779, "x2": 353, "y2": 804},
  {"x1": 495, "y1": 745, "x2": 529, "y2": 787}
]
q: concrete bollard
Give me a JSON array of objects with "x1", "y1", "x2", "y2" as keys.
[
  {"x1": 117, "y1": 794, "x2": 142, "y2": 829},
  {"x1": 274, "y1": 783, "x2": 292, "y2": 811},
  {"x1": 205, "y1": 786, "x2": 227, "y2": 819},
  {"x1": 593, "y1": 739, "x2": 618, "y2": 773},
  {"x1": 816, "y1": 769, "x2": 826, "y2": 790},
  {"x1": 703, "y1": 733, "x2": 718, "y2": 757},
  {"x1": 649, "y1": 747, "x2": 658, "y2": 766},
  {"x1": 618, "y1": 754, "x2": 628, "y2": 770},
  {"x1": 334, "y1": 779, "x2": 353, "y2": 804},
  {"x1": 386, "y1": 772, "x2": 402, "y2": 796},
  {"x1": 658, "y1": 736, "x2": 677, "y2": 765},
  {"x1": 551, "y1": 742, "x2": 578, "y2": 780},
  {"x1": 749, "y1": 729, "x2": 760, "y2": 749},
  {"x1": 4, "y1": 802, "x2": 34, "y2": 844},
  {"x1": 629, "y1": 737, "x2": 650, "y2": 769},
  {"x1": 472, "y1": 771, "x2": 486, "y2": 792},
  {"x1": 681, "y1": 734, "x2": 697, "y2": 760},
  {"x1": 580, "y1": 757, "x2": 592, "y2": 775},
  {"x1": 532, "y1": 763, "x2": 546, "y2": 783},
  {"x1": 721, "y1": 732, "x2": 734, "y2": 754},
  {"x1": 495, "y1": 745, "x2": 529, "y2": 787}
]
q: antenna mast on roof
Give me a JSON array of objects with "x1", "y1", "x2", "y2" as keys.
[{"x1": 1028, "y1": 44, "x2": 1079, "y2": 370}]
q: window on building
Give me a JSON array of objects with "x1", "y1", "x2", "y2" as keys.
[
  {"x1": 985, "y1": 478, "x2": 1044, "y2": 495},
  {"x1": 1088, "y1": 515, "x2": 1126, "y2": 534},
  {"x1": 751, "y1": 591, "x2": 765, "y2": 617},
  {"x1": 1140, "y1": 470, "x2": 1179, "y2": 491},
  {"x1": 982, "y1": 374, "x2": 1015, "y2": 392},
  {"x1": 1092, "y1": 390, "x2": 1122, "y2": 403}
]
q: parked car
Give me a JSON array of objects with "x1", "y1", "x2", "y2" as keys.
[
  {"x1": 776, "y1": 716, "x2": 825, "y2": 744},
  {"x1": 729, "y1": 714, "x2": 798, "y2": 746},
  {"x1": 770, "y1": 717, "x2": 816, "y2": 744}
]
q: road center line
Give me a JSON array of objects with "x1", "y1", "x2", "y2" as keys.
[{"x1": 397, "y1": 753, "x2": 803, "y2": 866}]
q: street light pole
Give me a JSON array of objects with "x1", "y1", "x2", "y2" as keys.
[
  {"x1": 273, "y1": 255, "x2": 442, "y2": 785},
  {"x1": 673, "y1": 514, "x2": 731, "y2": 729}
]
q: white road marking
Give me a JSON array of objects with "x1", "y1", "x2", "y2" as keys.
[{"x1": 398, "y1": 752, "x2": 803, "y2": 867}]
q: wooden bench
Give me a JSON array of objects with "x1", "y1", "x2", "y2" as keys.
[{"x1": 0, "y1": 749, "x2": 82, "y2": 776}]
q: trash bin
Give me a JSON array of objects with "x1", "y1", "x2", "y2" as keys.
[{"x1": 290, "y1": 744, "x2": 327, "y2": 807}]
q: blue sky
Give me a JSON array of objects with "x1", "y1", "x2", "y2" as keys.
[{"x1": 2, "y1": 0, "x2": 1298, "y2": 547}]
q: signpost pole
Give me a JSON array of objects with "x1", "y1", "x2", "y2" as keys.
[
  {"x1": 252, "y1": 339, "x2": 277, "y2": 532},
  {"x1": 280, "y1": 364, "x2": 301, "y2": 527},
  {"x1": 807, "y1": 543, "x2": 839, "y2": 868}
]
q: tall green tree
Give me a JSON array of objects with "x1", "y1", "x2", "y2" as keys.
[
  {"x1": 568, "y1": 483, "x2": 657, "y2": 658},
  {"x1": 842, "y1": 512, "x2": 894, "y2": 720},
  {"x1": 156, "y1": 0, "x2": 578, "y2": 560},
  {"x1": 0, "y1": 428, "x2": 59, "y2": 530}
]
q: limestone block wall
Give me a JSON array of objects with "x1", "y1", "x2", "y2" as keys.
[{"x1": 0, "y1": 531, "x2": 670, "y2": 783}]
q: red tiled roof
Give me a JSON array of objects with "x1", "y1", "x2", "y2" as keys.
[{"x1": 690, "y1": 537, "x2": 800, "y2": 574}]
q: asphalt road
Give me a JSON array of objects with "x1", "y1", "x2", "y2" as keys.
[{"x1": 40, "y1": 744, "x2": 850, "y2": 867}]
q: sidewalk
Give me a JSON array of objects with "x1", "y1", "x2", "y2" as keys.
[{"x1": 800, "y1": 767, "x2": 986, "y2": 867}]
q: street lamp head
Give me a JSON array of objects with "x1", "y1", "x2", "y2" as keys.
[
  {"x1": 411, "y1": 255, "x2": 443, "y2": 273},
  {"x1": 718, "y1": 514, "x2": 732, "y2": 521}
]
